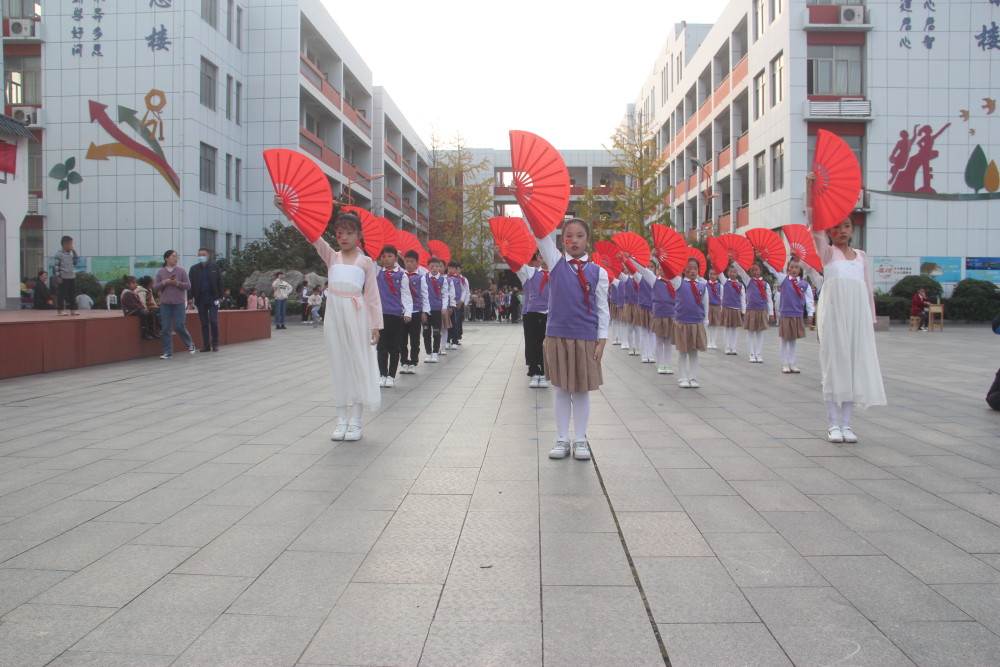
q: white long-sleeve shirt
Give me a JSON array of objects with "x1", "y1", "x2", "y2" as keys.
[
  {"x1": 718, "y1": 274, "x2": 747, "y2": 314},
  {"x1": 733, "y1": 264, "x2": 775, "y2": 317},
  {"x1": 536, "y1": 234, "x2": 610, "y2": 340},
  {"x1": 764, "y1": 261, "x2": 815, "y2": 317}
]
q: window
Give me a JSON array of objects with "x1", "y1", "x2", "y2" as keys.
[
  {"x1": 754, "y1": 152, "x2": 766, "y2": 199},
  {"x1": 807, "y1": 45, "x2": 863, "y2": 96},
  {"x1": 201, "y1": 0, "x2": 218, "y2": 28},
  {"x1": 235, "y1": 81, "x2": 242, "y2": 125},
  {"x1": 769, "y1": 0, "x2": 780, "y2": 22},
  {"x1": 235, "y1": 235, "x2": 242, "y2": 252},
  {"x1": 226, "y1": 0, "x2": 234, "y2": 41},
  {"x1": 753, "y1": 0, "x2": 766, "y2": 40},
  {"x1": 225, "y1": 75, "x2": 233, "y2": 120},
  {"x1": 225, "y1": 154, "x2": 232, "y2": 199},
  {"x1": 226, "y1": 233, "x2": 233, "y2": 258},
  {"x1": 770, "y1": 53, "x2": 784, "y2": 107},
  {"x1": 199, "y1": 228, "x2": 217, "y2": 256},
  {"x1": 771, "y1": 141, "x2": 784, "y2": 191},
  {"x1": 809, "y1": 134, "x2": 863, "y2": 172},
  {"x1": 2, "y1": 0, "x2": 40, "y2": 19},
  {"x1": 753, "y1": 70, "x2": 766, "y2": 120},
  {"x1": 200, "y1": 58, "x2": 218, "y2": 110},
  {"x1": 234, "y1": 158, "x2": 241, "y2": 202},
  {"x1": 28, "y1": 138, "x2": 41, "y2": 191},
  {"x1": 236, "y1": 6, "x2": 243, "y2": 50},
  {"x1": 4, "y1": 56, "x2": 41, "y2": 106},
  {"x1": 200, "y1": 142, "x2": 217, "y2": 194}
]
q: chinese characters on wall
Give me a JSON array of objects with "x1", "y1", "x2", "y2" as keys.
[
  {"x1": 70, "y1": 0, "x2": 106, "y2": 58},
  {"x1": 898, "y1": 0, "x2": 938, "y2": 51}
]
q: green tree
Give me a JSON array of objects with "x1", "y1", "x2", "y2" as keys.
[
  {"x1": 217, "y1": 220, "x2": 336, "y2": 293},
  {"x1": 574, "y1": 186, "x2": 615, "y2": 241},
  {"x1": 605, "y1": 112, "x2": 672, "y2": 235},
  {"x1": 965, "y1": 145, "x2": 988, "y2": 193}
]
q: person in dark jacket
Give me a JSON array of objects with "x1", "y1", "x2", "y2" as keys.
[
  {"x1": 33, "y1": 270, "x2": 54, "y2": 309},
  {"x1": 121, "y1": 276, "x2": 156, "y2": 340},
  {"x1": 188, "y1": 248, "x2": 225, "y2": 352}
]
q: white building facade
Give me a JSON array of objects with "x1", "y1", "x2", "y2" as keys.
[
  {"x1": 1, "y1": 0, "x2": 429, "y2": 301},
  {"x1": 635, "y1": 0, "x2": 999, "y2": 290}
]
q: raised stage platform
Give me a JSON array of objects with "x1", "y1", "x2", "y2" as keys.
[{"x1": 0, "y1": 309, "x2": 272, "y2": 380}]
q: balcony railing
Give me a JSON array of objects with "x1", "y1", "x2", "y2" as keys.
[
  {"x1": 718, "y1": 146, "x2": 732, "y2": 170},
  {"x1": 735, "y1": 132, "x2": 749, "y2": 158},
  {"x1": 342, "y1": 101, "x2": 371, "y2": 138},
  {"x1": 299, "y1": 54, "x2": 342, "y2": 109},
  {"x1": 299, "y1": 127, "x2": 341, "y2": 172},
  {"x1": 418, "y1": 176, "x2": 429, "y2": 191},
  {"x1": 697, "y1": 97, "x2": 713, "y2": 125},
  {"x1": 418, "y1": 213, "x2": 429, "y2": 226},
  {"x1": 803, "y1": 98, "x2": 873, "y2": 120},
  {"x1": 404, "y1": 202, "x2": 416, "y2": 218},
  {"x1": 732, "y1": 54, "x2": 749, "y2": 86},
  {"x1": 384, "y1": 142, "x2": 399, "y2": 163},
  {"x1": 736, "y1": 205, "x2": 750, "y2": 228},
  {"x1": 385, "y1": 189, "x2": 402, "y2": 209},
  {"x1": 713, "y1": 75, "x2": 731, "y2": 107},
  {"x1": 718, "y1": 213, "x2": 732, "y2": 234}
]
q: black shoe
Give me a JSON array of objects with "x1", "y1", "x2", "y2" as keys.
[
  {"x1": 200, "y1": 346, "x2": 211, "y2": 352},
  {"x1": 212, "y1": 345, "x2": 219, "y2": 352},
  {"x1": 142, "y1": 335, "x2": 156, "y2": 341}
]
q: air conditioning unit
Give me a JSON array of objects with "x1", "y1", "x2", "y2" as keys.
[
  {"x1": 11, "y1": 107, "x2": 39, "y2": 126},
  {"x1": 854, "y1": 188, "x2": 867, "y2": 210},
  {"x1": 7, "y1": 19, "x2": 35, "y2": 38},
  {"x1": 840, "y1": 6, "x2": 865, "y2": 25}
]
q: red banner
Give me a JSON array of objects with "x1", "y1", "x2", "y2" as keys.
[{"x1": 0, "y1": 142, "x2": 16, "y2": 174}]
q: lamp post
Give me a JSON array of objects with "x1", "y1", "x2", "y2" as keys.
[{"x1": 344, "y1": 173, "x2": 383, "y2": 206}]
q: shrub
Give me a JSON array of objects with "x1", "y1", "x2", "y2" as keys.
[
  {"x1": 889, "y1": 275, "x2": 943, "y2": 301},
  {"x1": 874, "y1": 295, "x2": 910, "y2": 320},
  {"x1": 73, "y1": 272, "x2": 103, "y2": 305},
  {"x1": 944, "y1": 278, "x2": 1000, "y2": 322},
  {"x1": 98, "y1": 276, "x2": 128, "y2": 309}
]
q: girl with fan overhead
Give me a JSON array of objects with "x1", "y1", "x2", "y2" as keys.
[
  {"x1": 533, "y1": 219, "x2": 609, "y2": 461},
  {"x1": 274, "y1": 197, "x2": 382, "y2": 442},
  {"x1": 718, "y1": 263, "x2": 746, "y2": 355},
  {"x1": 806, "y1": 173, "x2": 885, "y2": 444},
  {"x1": 733, "y1": 260, "x2": 774, "y2": 363},
  {"x1": 625, "y1": 256, "x2": 676, "y2": 375},
  {"x1": 763, "y1": 256, "x2": 815, "y2": 374}
]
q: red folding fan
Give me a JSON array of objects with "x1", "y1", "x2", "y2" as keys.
[
  {"x1": 591, "y1": 250, "x2": 617, "y2": 280},
  {"x1": 341, "y1": 205, "x2": 387, "y2": 259},
  {"x1": 593, "y1": 241, "x2": 623, "y2": 278},
  {"x1": 263, "y1": 149, "x2": 332, "y2": 243},
  {"x1": 509, "y1": 130, "x2": 570, "y2": 238},
  {"x1": 417, "y1": 246, "x2": 431, "y2": 269},
  {"x1": 427, "y1": 240, "x2": 451, "y2": 265},
  {"x1": 395, "y1": 229, "x2": 422, "y2": 262},
  {"x1": 711, "y1": 233, "x2": 754, "y2": 272},
  {"x1": 651, "y1": 224, "x2": 688, "y2": 278},
  {"x1": 811, "y1": 129, "x2": 862, "y2": 231},
  {"x1": 746, "y1": 227, "x2": 787, "y2": 270},
  {"x1": 612, "y1": 232, "x2": 651, "y2": 268},
  {"x1": 489, "y1": 217, "x2": 536, "y2": 272},
  {"x1": 782, "y1": 224, "x2": 824, "y2": 272},
  {"x1": 379, "y1": 218, "x2": 399, "y2": 255},
  {"x1": 687, "y1": 247, "x2": 707, "y2": 277}
]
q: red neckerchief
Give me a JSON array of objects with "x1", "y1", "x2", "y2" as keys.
[
  {"x1": 659, "y1": 278, "x2": 675, "y2": 299},
  {"x1": 539, "y1": 270, "x2": 549, "y2": 293},
  {"x1": 730, "y1": 280, "x2": 742, "y2": 295},
  {"x1": 429, "y1": 273, "x2": 441, "y2": 295},
  {"x1": 687, "y1": 278, "x2": 700, "y2": 302},
  {"x1": 383, "y1": 269, "x2": 398, "y2": 296},
  {"x1": 568, "y1": 258, "x2": 592, "y2": 314},
  {"x1": 632, "y1": 278, "x2": 639, "y2": 292},
  {"x1": 753, "y1": 278, "x2": 767, "y2": 300},
  {"x1": 406, "y1": 272, "x2": 419, "y2": 298},
  {"x1": 788, "y1": 276, "x2": 803, "y2": 300},
  {"x1": 708, "y1": 280, "x2": 720, "y2": 300}
]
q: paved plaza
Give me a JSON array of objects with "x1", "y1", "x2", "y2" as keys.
[{"x1": 0, "y1": 320, "x2": 999, "y2": 666}]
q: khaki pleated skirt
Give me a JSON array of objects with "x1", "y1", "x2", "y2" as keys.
[
  {"x1": 708, "y1": 304, "x2": 723, "y2": 327},
  {"x1": 743, "y1": 309, "x2": 769, "y2": 332},
  {"x1": 778, "y1": 316, "x2": 807, "y2": 340},
  {"x1": 721, "y1": 307, "x2": 743, "y2": 328},
  {"x1": 543, "y1": 336, "x2": 603, "y2": 392},
  {"x1": 610, "y1": 303, "x2": 619, "y2": 320},
  {"x1": 441, "y1": 308, "x2": 452, "y2": 330},
  {"x1": 625, "y1": 303, "x2": 640, "y2": 325},
  {"x1": 636, "y1": 307, "x2": 652, "y2": 329},
  {"x1": 672, "y1": 321, "x2": 707, "y2": 352},
  {"x1": 651, "y1": 316, "x2": 674, "y2": 339}
]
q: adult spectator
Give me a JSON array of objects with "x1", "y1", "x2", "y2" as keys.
[
  {"x1": 154, "y1": 250, "x2": 196, "y2": 359},
  {"x1": 136, "y1": 276, "x2": 161, "y2": 337},
  {"x1": 299, "y1": 281, "x2": 310, "y2": 323},
  {"x1": 272, "y1": 271, "x2": 293, "y2": 330},
  {"x1": 120, "y1": 276, "x2": 156, "y2": 340},
  {"x1": 33, "y1": 270, "x2": 54, "y2": 309},
  {"x1": 75, "y1": 292, "x2": 94, "y2": 310},
  {"x1": 189, "y1": 248, "x2": 224, "y2": 352},
  {"x1": 911, "y1": 287, "x2": 931, "y2": 331},
  {"x1": 236, "y1": 287, "x2": 248, "y2": 310},
  {"x1": 989, "y1": 314, "x2": 1000, "y2": 411}
]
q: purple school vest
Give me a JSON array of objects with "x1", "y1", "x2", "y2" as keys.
[
  {"x1": 377, "y1": 269, "x2": 405, "y2": 316},
  {"x1": 614, "y1": 281, "x2": 626, "y2": 307},
  {"x1": 448, "y1": 275, "x2": 465, "y2": 304},
  {"x1": 746, "y1": 278, "x2": 769, "y2": 311},
  {"x1": 546, "y1": 257, "x2": 601, "y2": 341},
  {"x1": 426, "y1": 273, "x2": 445, "y2": 311},
  {"x1": 638, "y1": 279, "x2": 653, "y2": 311},
  {"x1": 723, "y1": 279, "x2": 743, "y2": 309},
  {"x1": 675, "y1": 279, "x2": 706, "y2": 324},
  {"x1": 651, "y1": 279, "x2": 676, "y2": 318},
  {"x1": 406, "y1": 273, "x2": 424, "y2": 311},
  {"x1": 779, "y1": 276, "x2": 807, "y2": 317},
  {"x1": 622, "y1": 277, "x2": 639, "y2": 304},
  {"x1": 523, "y1": 269, "x2": 549, "y2": 314},
  {"x1": 706, "y1": 281, "x2": 722, "y2": 306}
]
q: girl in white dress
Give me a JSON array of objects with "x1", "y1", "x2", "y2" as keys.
[
  {"x1": 275, "y1": 198, "x2": 382, "y2": 441},
  {"x1": 806, "y1": 174, "x2": 886, "y2": 444}
]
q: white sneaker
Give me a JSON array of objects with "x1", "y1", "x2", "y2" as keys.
[
  {"x1": 439, "y1": 347, "x2": 447, "y2": 355},
  {"x1": 613, "y1": 340, "x2": 621, "y2": 345},
  {"x1": 688, "y1": 378, "x2": 700, "y2": 388},
  {"x1": 331, "y1": 419, "x2": 348, "y2": 441},
  {"x1": 757, "y1": 355, "x2": 764, "y2": 363},
  {"x1": 538, "y1": 377, "x2": 549, "y2": 388},
  {"x1": 189, "y1": 346, "x2": 197, "y2": 354},
  {"x1": 664, "y1": 366, "x2": 674, "y2": 375},
  {"x1": 549, "y1": 438, "x2": 571, "y2": 459},
  {"x1": 790, "y1": 365, "x2": 800, "y2": 373},
  {"x1": 159, "y1": 353, "x2": 173, "y2": 360},
  {"x1": 379, "y1": 376, "x2": 387, "y2": 387},
  {"x1": 345, "y1": 421, "x2": 362, "y2": 441},
  {"x1": 620, "y1": 344, "x2": 630, "y2": 350},
  {"x1": 679, "y1": 378, "x2": 691, "y2": 388},
  {"x1": 426, "y1": 354, "x2": 436, "y2": 363},
  {"x1": 749, "y1": 356, "x2": 757, "y2": 363},
  {"x1": 385, "y1": 376, "x2": 395, "y2": 388},
  {"x1": 707, "y1": 343, "x2": 716, "y2": 349},
  {"x1": 782, "y1": 364, "x2": 791, "y2": 374},
  {"x1": 529, "y1": 375, "x2": 540, "y2": 388},
  {"x1": 573, "y1": 438, "x2": 592, "y2": 461},
  {"x1": 657, "y1": 365, "x2": 668, "y2": 374},
  {"x1": 841, "y1": 427, "x2": 858, "y2": 443},
  {"x1": 828, "y1": 426, "x2": 845, "y2": 443}
]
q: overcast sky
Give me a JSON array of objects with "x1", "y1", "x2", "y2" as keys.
[{"x1": 321, "y1": 0, "x2": 731, "y2": 150}]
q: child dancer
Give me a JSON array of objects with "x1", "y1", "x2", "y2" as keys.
[
  {"x1": 274, "y1": 200, "x2": 381, "y2": 441},
  {"x1": 706, "y1": 267, "x2": 723, "y2": 349},
  {"x1": 376, "y1": 245, "x2": 413, "y2": 388},
  {"x1": 423, "y1": 257, "x2": 452, "y2": 363},
  {"x1": 635, "y1": 266, "x2": 655, "y2": 363},
  {"x1": 763, "y1": 257, "x2": 814, "y2": 374},
  {"x1": 400, "y1": 250, "x2": 430, "y2": 374},
  {"x1": 670, "y1": 257, "x2": 709, "y2": 387},
  {"x1": 734, "y1": 259, "x2": 774, "y2": 363},
  {"x1": 516, "y1": 250, "x2": 551, "y2": 388},
  {"x1": 609, "y1": 277, "x2": 620, "y2": 345},
  {"x1": 534, "y1": 218, "x2": 609, "y2": 461},
  {"x1": 445, "y1": 261, "x2": 469, "y2": 349},
  {"x1": 807, "y1": 175, "x2": 886, "y2": 443},
  {"x1": 719, "y1": 263, "x2": 746, "y2": 355},
  {"x1": 626, "y1": 256, "x2": 676, "y2": 375},
  {"x1": 619, "y1": 264, "x2": 639, "y2": 354}
]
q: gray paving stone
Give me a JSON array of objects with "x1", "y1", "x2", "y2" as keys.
[
  {"x1": 813, "y1": 456, "x2": 899, "y2": 479},
  {"x1": 903, "y1": 508, "x2": 1000, "y2": 552},
  {"x1": 705, "y1": 532, "x2": 828, "y2": 587},
  {"x1": 617, "y1": 511, "x2": 714, "y2": 557},
  {"x1": 601, "y1": 477, "x2": 682, "y2": 511},
  {"x1": 173, "y1": 522, "x2": 301, "y2": 578},
  {"x1": 539, "y1": 494, "x2": 617, "y2": 533},
  {"x1": 229, "y1": 550, "x2": 363, "y2": 618},
  {"x1": 939, "y1": 491, "x2": 1000, "y2": 524},
  {"x1": 0, "y1": 567, "x2": 71, "y2": 616},
  {"x1": 876, "y1": 620, "x2": 1000, "y2": 667},
  {"x1": 678, "y1": 495, "x2": 774, "y2": 533},
  {"x1": 0, "y1": 482, "x2": 94, "y2": 516},
  {"x1": 94, "y1": 484, "x2": 208, "y2": 524},
  {"x1": 859, "y1": 530, "x2": 1000, "y2": 584},
  {"x1": 330, "y1": 476, "x2": 413, "y2": 510},
  {"x1": 810, "y1": 494, "x2": 923, "y2": 532},
  {"x1": 659, "y1": 622, "x2": 793, "y2": 667},
  {"x1": 419, "y1": 620, "x2": 542, "y2": 667},
  {"x1": 774, "y1": 467, "x2": 862, "y2": 494},
  {"x1": 731, "y1": 480, "x2": 823, "y2": 512},
  {"x1": 70, "y1": 473, "x2": 177, "y2": 503},
  {"x1": 0, "y1": 499, "x2": 118, "y2": 542},
  {"x1": 209, "y1": 444, "x2": 285, "y2": 465},
  {"x1": 636, "y1": 556, "x2": 759, "y2": 623},
  {"x1": 542, "y1": 585, "x2": 663, "y2": 666},
  {"x1": 238, "y1": 489, "x2": 334, "y2": 530},
  {"x1": 452, "y1": 511, "x2": 540, "y2": 560},
  {"x1": 761, "y1": 510, "x2": 882, "y2": 556},
  {"x1": 914, "y1": 454, "x2": 1000, "y2": 479},
  {"x1": 0, "y1": 604, "x2": 116, "y2": 666},
  {"x1": 1, "y1": 520, "x2": 149, "y2": 571},
  {"x1": 195, "y1": 473, "x2": 293, "y2": 506},
  {"x1": 173, "y1": 613, "x2": 322, "y2": 667},
  {"x1": 129, "y1": 504, "x2": 250, "y2": 548},
  {"x1": 658, "y1": 469, "x2": 736, "y2": 495},
  {"x1": 47, "y1": 650, "x2": 176, "y2": 666},
  {"x1": 435, "y1": 556, "x2": 540, "y2": 622},
  {"x1": 288, "y1": 508, "x2": 393, "y2": 554},
  {"x1": 541, "y1": 532, "x2": 632, "y2": 586}
]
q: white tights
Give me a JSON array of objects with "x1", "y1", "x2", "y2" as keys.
[
  {"x1": 723, "y1": 327, "x2": 740, "y2": 351},
  {"x1": 747, "y1": 330, "x2": 764, "y2": 357},
  {"x1": 707, "y1": 325, "x2": 719, "y2": 347},
  {"x1": 677, "y1": 350, "x2": 699, "y2": 380},
  {"x1": 780, "y1": 338, "x2": 798, "y2": 366},
  {"x1": 336, "y1": 404, "x2": 364, "y2": 423},
  {"x1": 554, "y1": 387, "x2": 591, "y2": 440},
  {"x1": 655, "y1": 335, "x2": 673, "y2": 368},
  {"x1": 643, "y1": 327, "x2": 656, "y2": 360},
  {"x1": 627, "y1": 324, "x2": 639, "y2": 349},
  {"x1": 826, "y1": 401, "x2": 854, "y2": 429}
]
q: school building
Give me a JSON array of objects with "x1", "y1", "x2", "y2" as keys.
[
  {"x1": 632, "y1": 0, "x2": 999, "y2": 290},
  {"x1": 0, "y1": 0, "x2": 430, "y2": 309}
]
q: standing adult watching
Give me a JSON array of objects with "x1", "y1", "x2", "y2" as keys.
[
  {"x1": 154, "y1": 250, "x2": 196, "y2": 359},
  {"x1": 189, "y1": 248, "x2": 224, "y2": 352},
  {"x1": 272, "y1": 271, "x2": 294, "y2": 330}
]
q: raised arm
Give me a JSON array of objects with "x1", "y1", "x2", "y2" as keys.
[
  {"x1": 535, "y1": 233, "x2": 563, "y2": 274},
  {"x1": 362, "y1": 259, "x2": 383, "y2": 330},
  {"x1": 764, "y1": 261, "x2": 787, "y2": 283},
  {"x1": 733, "y1": 263, "x2": 751, "y2": 285}
]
